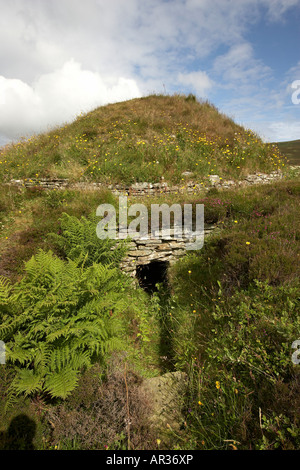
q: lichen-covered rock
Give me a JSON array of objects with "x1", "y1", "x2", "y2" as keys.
[{"x1": 140, "y1": 371, "x2": 188, "y2": 433}]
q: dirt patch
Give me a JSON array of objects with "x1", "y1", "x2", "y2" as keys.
[{"x1": 140, "y1": 371, "x2": 187, "y2": 435}]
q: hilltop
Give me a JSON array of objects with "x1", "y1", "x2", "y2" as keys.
[
  {"x1": 0, "y1": 93, "x2": 299, "y2": 451},
  {"x1": 274, "y1": 139, "x2": 300, "y2": 166},
  {"x1": 0, "y1": 94, "x2": 288, "y2": 186}
]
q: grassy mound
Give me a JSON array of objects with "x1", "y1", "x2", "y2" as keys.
[
  {"x1": 0, "y1": 94, "x2": 288, "y2": 185},
  {"x1": 0, "y1": 94, "x2": 299, "y2": 451}
]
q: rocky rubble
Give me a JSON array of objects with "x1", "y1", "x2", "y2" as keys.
[
  {"x1": 8, "y1": 169, "x2": 286, "y2": 195},
  {"x1": 119, "y1": 225, "x2": 216, "y2": 277}
]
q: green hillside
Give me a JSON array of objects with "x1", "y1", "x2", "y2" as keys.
[
  {"x1": 0, "y1": 94, "x2": 299, "y2": 451},
  {"x1": 274, "y1": 139, "x2": 300, "y2": 166},
  {"x1": 0, "y1": 94, "x2": 287, "y2": 185}
]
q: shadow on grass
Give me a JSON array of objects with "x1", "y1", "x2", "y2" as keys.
[
  {"x1": 0, "y1": 414, "x2": 36, "y2": 450},
  {"x1": 136, "y1": 260, "x2": 176, "y2": 373}
]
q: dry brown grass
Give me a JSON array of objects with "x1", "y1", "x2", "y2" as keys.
[
  {"x1": 45, "y1": 357, "x2": 157, "y2": 450},
  {"x1": 0, "y1": 94, "x2": 285, "y2": 185}
]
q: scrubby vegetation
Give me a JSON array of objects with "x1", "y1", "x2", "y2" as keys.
[
  {"x1": 168, "y1": 180, "x2": 300, "y2": 450},
  {"x1": 275, "y1": 139, "x2": 300, "y2": 166},
  {"x1": 0, "y1": 95, "x2": 299, "y2": 450},
  {"x1": 0, "y1": 94, "x2": 287, "y2": 185}
]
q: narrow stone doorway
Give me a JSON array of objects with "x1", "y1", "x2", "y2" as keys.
[{"x1": 136, "y1": 260, "x2": 169, "y2": 294}]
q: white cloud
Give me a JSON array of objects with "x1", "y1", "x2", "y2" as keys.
[
  {"x1": 0, "y1": 0, "x2": 299, "y2": 143},
  {"x1": 1, "y1": 0, "x2": 297, "y2": 83},
  {"x1": 213, "y1": 43, "x2": 271, "y2": 86},
  {"x1": 266, "y1": 121, "x2": 300, "y2": 142},
  {"x1": 177, "y1": 71, "x2": 213, "y2": 96},
  {"x1": 0, "y1": 60, "x2": 141, "y2": 140},
  {"x1": 240, "y1": 119, "x2": 300, "y2": 142},
  {"x1": 262, "y1": 0, "x2": 300, "y2": 22}
]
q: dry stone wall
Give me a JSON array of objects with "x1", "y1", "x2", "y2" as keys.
[
  {"x1": 9, "y1": 169, "x2": 285, "y2": 195},
  {"x1": 119, "y1": 225, "x2": 216, "y2": 278},
  {"x1": 7, "y1": 168, "x2": 293, "y2": 279}
]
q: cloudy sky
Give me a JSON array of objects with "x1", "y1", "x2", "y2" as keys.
[{"x1": 0, "y1": 0, "x2": 299, "y2": 147}]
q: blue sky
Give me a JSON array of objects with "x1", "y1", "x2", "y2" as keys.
[{"x1": 0, "y1": 0, "x2": 299, "y2": 146}]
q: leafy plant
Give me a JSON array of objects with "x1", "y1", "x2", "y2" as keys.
[
  {"x1": 205, "y1": 280, "x2": 300, "y2": 385},
  {"x1": 49, "y1": 212, "x2": 128, "y2": 267},
  {"x1": 0, "y1": 249, "x2": 130, "y2": 402},
  {"x1": 257, "y1": 412, "x2": 300, "y2": 450}
]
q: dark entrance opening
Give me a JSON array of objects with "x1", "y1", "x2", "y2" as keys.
[{"x1": 136, "y1": 260, "x2": 169, "y2": 294}]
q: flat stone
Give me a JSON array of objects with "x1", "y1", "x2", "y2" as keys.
[
  {"x1": 128, "y1": 250, "x2": 152, "y2": 257},
  {"x1": 168, "y1": 241, "x2": 185, "y2": 249},
  {"x1": 222, "y1": 180, "x2": 235, "y2": 186},
  {"x1": 209, "y1": 175, "x2": 220, "y2": 185},
  {"x1": 138, "y1": 254, "x2": 158, "y2": 263},
  {"x1": 135, "y1": 238, "x2": 162, "y2": 245},
  {"x1": 10, "y1": 179, "x2": 24, "y2": 184},
  {"x1": 128, "y1": 245, "x2": 138, "y2": 251},
  {"x1": 131, "y1": 182, "x2": 150, "y2": 190},
  {"x1": 143, "y1": 243, "x2": 164, "y2": 249},
  {"x1": 156, "y1": 253, "x2": 173, "y2": 260},
  {"x1": 157, "y1": 243, "x2": 172, "y2": 251},
  {"x1": 127, "y1": 241, "x2": 137, "y2": 247},
  {"x1": 136, "y1": 257, "x2": 155, "y2": 265},
  {"x1": 140, "y1": 371, "x2": 187, "y2": 432},
  {"x1": 154, "y1": 228, "x2": 184, "y2": 238},
  {"x1": 172, "y1": 249, "x2": 186, "y2": 256},
  {"x1": 121, "y1": 265, "x2": 136, "y2": 272}
]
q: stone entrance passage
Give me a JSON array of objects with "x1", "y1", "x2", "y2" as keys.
[
  {"x1": 136, "y1": 260, "x2": 169, "y2": 294},
  {"x1": 119, "y1": 225, "x2": 217, "y2": 281}
]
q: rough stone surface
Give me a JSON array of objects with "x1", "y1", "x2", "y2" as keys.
[
  {"x1": 209, "y1": 174, "x2": 221, "y2": 185},
  {"x1": 140, "y1": 371, "x2": 188, "y2": 432},
  {"x1": 7, "y1": 168, "x2": 287, "y2": 195},
  {"x1": 7, "y1": 169, "x2": 293, "y2": 277},
  {"x1": 117, "y1": 225, "x2": 215, "y2": 277}
]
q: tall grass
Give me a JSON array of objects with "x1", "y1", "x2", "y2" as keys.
[
  {"x1": 0, "y1": 95, "x2": 298, "y2": 451},
  {"x1": 0, "y1": 94, "x2": 287, "y2": 185},
  {"x1": 166, "y1": 179, "x2": 300, "y2": 449}
]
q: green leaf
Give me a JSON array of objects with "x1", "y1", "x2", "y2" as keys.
[
  {"x1": 12, "y1": 369, "x2": 43, "y2": 396},
  {"x1": 44, "y1": 367, "x2": 79, "y2": 399}
]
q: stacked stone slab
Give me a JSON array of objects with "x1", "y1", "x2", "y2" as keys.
[
  {"x1": 8, "y1": 169, "x2": 286, "y2": 195},
  {"x1": 10, "y1": 178, "x2": 69, "y2": 190},
  {"x1": 118, "y1": 224, "x2": 217, "y2": 278},
  {"x1": 6, "y1": 169, "x2": 292, "y2": 281}
]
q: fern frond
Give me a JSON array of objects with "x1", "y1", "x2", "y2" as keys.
[
  {"x1": 1, "y1": 247, "x2": 130, "y2": 404},
  {"x1": 33, "y1": 343, "x2": 52, "y2": 374},
  {"x1": 5, "y1": 344, "x2": 34, "y2": 366},
  {"x1": 4, "y1": 389, "x2": 19, "y2": 413},
  {"x1": 48, "y1": 212, "x2": 128, "y2": 268},
  {"x1": 11, "y1": 369, "x2": 43, "y2": 396},
  {"x1": 0, "y1": 275, "x2": 11, "y2": 304},
  {"x1": 43, "y1": 367, "x2": 79, "y2": 399}
]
